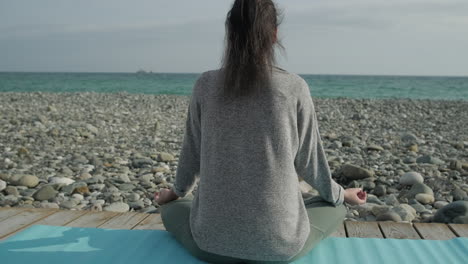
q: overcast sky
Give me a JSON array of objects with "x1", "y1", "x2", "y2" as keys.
[{"x1": 1, "y1": 0, "x2": 467, "y2": 76}]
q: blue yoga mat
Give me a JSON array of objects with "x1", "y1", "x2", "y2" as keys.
[{"x1": 0, "y1": 225, "x2": 467, "y2": 264}]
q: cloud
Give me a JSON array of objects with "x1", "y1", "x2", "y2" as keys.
[
  {"x1": 281, "y1": 0, "x2": 468, "y2": 32},
  {"x1": 0, "y1": 17, "x2": 225, "y2": 39},
  {"x1": 0, "y1": 0, "x2": 467, "y2": 74}
]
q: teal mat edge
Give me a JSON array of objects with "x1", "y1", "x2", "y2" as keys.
[
  {"x1": 4, "y1": 224, "x2": 468, "y2": 243},
  {"x1": 1, "y1": 224, "x2": 467, "y2": 264}
]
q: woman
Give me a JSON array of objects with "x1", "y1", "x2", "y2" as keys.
[{"x1": 155, "y1": 0, "x2": 367, "y2": 263}]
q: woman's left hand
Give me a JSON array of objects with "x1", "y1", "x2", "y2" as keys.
[{"x1": 154, "y1": 188, "x2": 179, "y2": 205}]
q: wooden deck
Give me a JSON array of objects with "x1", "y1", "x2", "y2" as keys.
[{"x1": 1, "y1": 207, "x2": 467, "y2": 242}]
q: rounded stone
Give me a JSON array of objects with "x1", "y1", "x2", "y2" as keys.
[
  {"x1": 60, "y1": 200, "x2": 79, "y2": 209},
  {"x1": 361, "y1": 180, "x2": 376, "y2": 191},
  {"x1": 61, "y1": 182, "x2": 88, "y2": 195},
  {"x1": 4, "y1": 186, "x2": 19, "y2": 196},
  {"x1": 371, "y1": 205, "x2": 391, "y2": 216},
  {"x1": 9, "y1": 175, "x2": 24, "y2": 185},
  {"x1": 104, "y1": 202, "x2": 130, "y2": 212},
  {"x1": 341, "y1": 164, "x2": 374, "y2": 180},
  {"x1": 158, "y1": 152, "x2": 175, "y2": 162},
  {"x1": 129, "y1": 201, "x2": 145, "y2": 210},
  {"x1": 411, "y1": 203, "x2": 431, "y2": 214},
  {"x1": 400, "y1": 172, "x2": 424, "y2": 185},
  {"x1": 366, "y1": 144, "x2": 384, "y2": 151},
  {"x1": 373, "y1": 184, "x2": 387, "y2": 197},
  {"x1": 72, "y1": 193, "x2": 84, "y2": 201},
  {"x1": 385, "y1": 194, "x2": 400, "y2": 206},
  {"x1": 391, "y1": 204, "x2": 416, "y2": 221},
  {"x1": 376, "y1": 211, "x2": 402, "y2": 222},
  {"x1": 0, "y1": 180, "x2": 6, "y2": 191},
  {"x1": 434, "y1": 201, "x2": 449, "y2": 209},
  {"x1": 39, "y1": 202, "x2": 60, "y2": 209},
  {"x1": 408, "y1": 144, "x2": 418, "y2": 152},
  {"x1": 433, "y1": 201, "x2": 468, "y2": 224},
  {"x1": 415, "y1": 193, "x2": 435, "y2": 204},
  {"x1": 33, "y1": 185, "x2": 58, "y2": 201},
  {"x1": 79, "y1": 173, "x2": 92, "y2": 180},
  {"x1": 18, "y1": 175, "x2": 39, "y2": 188},
  {"x1": 452, "y1": 187, "x2": 468, "y2": 201},
  {"x1": 416, "y1": 155, "x2": 444, "y2": 165},
  {"x1": 401, "y1": 133, "x2": 419, "y2": 144},
  {"x1": 0, "y1": 173, "x2": 10, "y2": 181},
  {"x1": 49, "y1": 177, "x2": 75, "y2": 185},
  {"x1": 118, "y1": 174, "x2": 131, "y2": 183},
  {"x1": 402, "y1": 183, "x2": 434, "y2": 200},
  {"x1": 366, "y1": 195, "x2": 385, "y2": 205},
  {"x1": 126, "y1": 193, "x2": 141, "y2": 202},
  {"x1": 91, "y1": 204, "x2": 103, "y2": 211}
]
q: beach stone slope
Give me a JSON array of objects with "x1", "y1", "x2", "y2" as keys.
[{"x1": 0, "y1": 92, "x2": 467, "y2": 224}]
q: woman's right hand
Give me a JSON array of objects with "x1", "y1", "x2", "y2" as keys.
[{"x1": 344, "y1": 188, "x2": 367, "y2": 205}]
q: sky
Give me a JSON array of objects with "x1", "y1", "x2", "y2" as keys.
[{"x1": 0, "y1": 0, "x2": 467, "y2": 76}]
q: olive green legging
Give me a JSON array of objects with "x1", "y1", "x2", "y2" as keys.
[{"x1": 160, "y1": 195, "x2": 346, "y2": 264}]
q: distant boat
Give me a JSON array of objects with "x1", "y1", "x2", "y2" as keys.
[{"x1": 136, "y1": 69, "x2": 147, "y2": 74}]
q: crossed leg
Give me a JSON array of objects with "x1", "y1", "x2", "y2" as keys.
[{"x1": 160, "y1": 196, "x2": 346, "y2": 264}]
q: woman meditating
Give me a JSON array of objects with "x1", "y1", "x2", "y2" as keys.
[{"x1": 154, "y1": 0, "x2": 367, "y2": 263}]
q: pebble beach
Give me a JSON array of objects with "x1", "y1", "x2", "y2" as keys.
[{"x1": 0, "y1": 92, "x2": 467, "y2": 224}]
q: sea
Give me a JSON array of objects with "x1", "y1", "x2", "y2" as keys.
[{"x1": 1, "y1": 72, "x2": 467, "y2": 101}]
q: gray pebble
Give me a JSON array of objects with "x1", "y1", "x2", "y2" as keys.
[
  {"x1": 341, "y1": 164, "x2": 374, "y2": 180},
  {"x1": 433, "y1": 201, "x2": 468, "y2": 224},
  {"x1": 376, "y1": 211, "x2": 402, "y2": 222},
  {"x1": 373, "y1": 185, "x2": 387, "y2": 196},
  {"x1": 33, "y1": 185, "x2": 58, "y2": 201},
  {"x1": 400, "y1": 171, "x2": 424, "y2": 185},
  {"x1": 4, "y1": 186, "x2": 19, "y2": 196},
  {"x1": 104, "y1": 202, "x2": 130, "y2": 212},
  {"x1": 0, "y1": 180, "x2": 6, "y2": 191},
  {"x1": 452, "y1": 187, "x2": 467, "y2": 201}
]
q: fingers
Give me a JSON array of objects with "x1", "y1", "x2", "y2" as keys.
[{"x1": 154, "y1": 188, "x2": 169, "y2": 200}]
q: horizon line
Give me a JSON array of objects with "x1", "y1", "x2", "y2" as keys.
[{"x1": 1, "y1": 70, "x2": 467, "y2": 78}]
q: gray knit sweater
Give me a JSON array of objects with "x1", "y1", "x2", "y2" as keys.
[{"x1": 170, "y1": 67, "x2": 344, "y2": 261}]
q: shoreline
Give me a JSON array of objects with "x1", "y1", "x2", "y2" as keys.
[
  {"x1": 0, "y1": 92, "x2": 467, "y2": 224},
  {"x1": 1, "y1": 90, "x2": 468, "y2": 103}
]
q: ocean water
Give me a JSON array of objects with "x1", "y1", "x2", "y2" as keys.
[{"x1": 0, "y1": 72, "x2": 467, "y2": 100}]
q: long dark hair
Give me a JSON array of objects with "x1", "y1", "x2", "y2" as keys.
[{"x1": 220, "y1": 0, "x2": 283, "y2": 100}]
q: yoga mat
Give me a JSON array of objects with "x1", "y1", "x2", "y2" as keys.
[{"x1": 0, "y1": 224, "x2": 467, "y2": 264}]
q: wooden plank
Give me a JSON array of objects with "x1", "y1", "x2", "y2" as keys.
[
  {"x1": 65, "y1": 210, "x2": 120, "y2": 228},
  {"x1": 34, "y1": 209, "x2": 89, "y2": 226},
  {"x1": 379, "y1": 222, "x2": 421, "y2": 239},
  {"x1": 133, "y1": 213, "x2": 165, "y2": 230},
  {"x1": 0, "y1": 207, "x2": 24, "y2": 222},
  {"x1": 1, "y1": 209, "x2": 89, "y2": 241},
  {"x1": 345, "y1": 221, "x2": 384, "y2": 238},
  {"x1": 99, "y1": 212, "x2": 150, "y2": 229},
  {"x1": 0, "y1": 208, "x2": 57, "y2": 239},
  {"x1": 413, "y1": 223, "x2": 457, "y2": 240},
  {"x1": 447, "y1": 223, "x2": 468, "y2": 237},
  {"x1": 329, "y1": 222, "x2": 346, "y2": 237}
]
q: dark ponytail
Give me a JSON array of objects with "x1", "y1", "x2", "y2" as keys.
[{"x1": 220, "y1": 0, "x2": 283, "y2": 100}]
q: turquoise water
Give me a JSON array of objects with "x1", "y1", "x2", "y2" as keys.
[{"x1": 0, "y1": 72, "x2": 467, "y2": 100}]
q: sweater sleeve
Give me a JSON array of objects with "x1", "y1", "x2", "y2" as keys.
[
  {"x1": 294, "y1": 80, "x2": 344, "y2": 207},
  {"x1": 171, "y1": 76, "x2": 203, "y2": 198}
]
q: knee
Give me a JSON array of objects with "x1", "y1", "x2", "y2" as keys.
[
  {"x1": 159, "y1": 200, "x2": 180, "y2": 217},
  {"x1": 337, "y1": 204, "x2": 348, "y2": 223},
  {"x1": 337, "y1": 204, "x2": 347, "y2": 221},
  {"x1": 159, "y1": 203, "x2": 168, "y2": 217},
  {"x1": 159, "y1": 203, "x2": 177, "y2": 225},
  {"x1": 159, "y1": 205, "x2": 171, "y2": 229}
]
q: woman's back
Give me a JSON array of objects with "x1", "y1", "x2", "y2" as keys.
[
  {"x1": 158, "y1": 0, "x2": 349, "y2": 262},
  {"x1": 172, "y1": 67, "x2": 344, "y2": 261}
]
